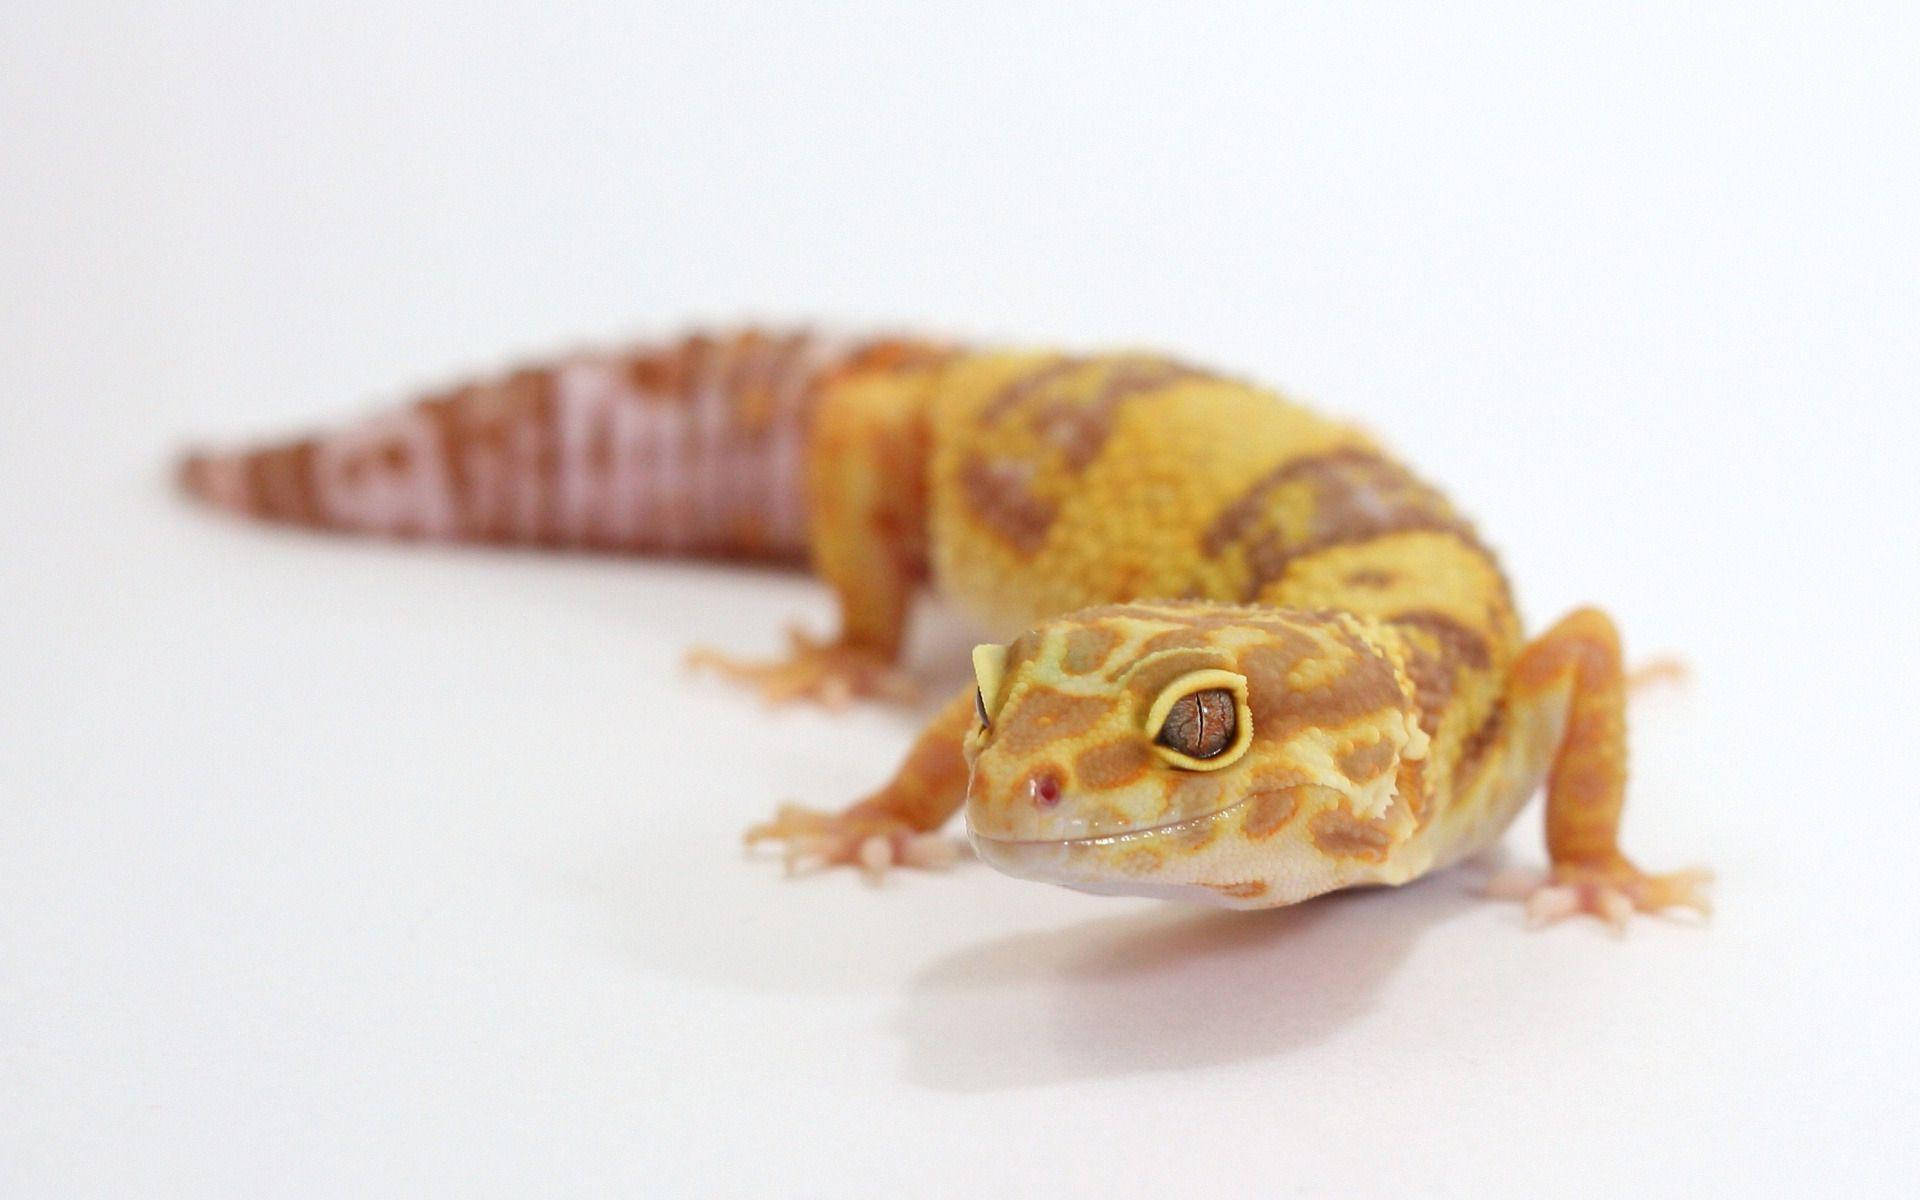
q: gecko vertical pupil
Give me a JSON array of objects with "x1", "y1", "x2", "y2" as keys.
[
  {"x1": 974, "y1": 686, "x2": 990, "y2": 727},
  {"x1": 1157, "y1": 688, "x2": 1236, "y2": 759}
]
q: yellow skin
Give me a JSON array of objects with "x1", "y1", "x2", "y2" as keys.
[{"x1": 735, "y1": 350, "x2": 1710, "y2": 927}]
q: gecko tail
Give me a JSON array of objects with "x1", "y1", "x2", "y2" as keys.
[{"x1": 176, "y1": 330, "x2": 941, "y2": 564}]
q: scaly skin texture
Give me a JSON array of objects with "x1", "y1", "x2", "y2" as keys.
[
  {"x1": 755, "y1": 347, "x2": 1706, "y2": 926},
  {"x1": 178, "y1": 329, "x2": 1708, "y2": 928}
]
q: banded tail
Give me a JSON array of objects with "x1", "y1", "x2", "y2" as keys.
[{"x1": 178, "y1": 330, "x2": 947, "y2": 563}]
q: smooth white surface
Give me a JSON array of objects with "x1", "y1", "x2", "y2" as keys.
[{"x1": 3, "y1": 3, "x2": 1917, "y2": 1196}]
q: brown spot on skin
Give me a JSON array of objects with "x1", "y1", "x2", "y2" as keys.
[
  {"x1": 1392, "y1": 611, "x2": 1494, "y2": 734},
  {"x1": 1124, "y1": 649, "x2": 1227, "y2": 705},
  {"x1": 1061, "y1": 625, "x2": 1122, "y2": 675},
  {"x1": 1397, "y1": 752, "x2": 1433, "y2": 829},
  {"x1": 996, "y1": 687, "x2": 1114, "y2": 755},
  {"x1": 981, "y1": 356, "x2": 1208, "y2": 471},
  {"x1": 1451, "y1": 699, "x2": 1507, "y2": 791},
  {"x1": 1391, "y1": 611, "x2": 1491, "y2": 670},
  {"x1": 959, "y1": 453, "x2": 1058, "y2": 554},
  {"x1": 1339, "y1": 738, "x2": 1398, "y2": 783},
  {"x1": 245, "y1": 440, "x2": 323, "y2": 527},
  {"x1": 1201, "y1": 447, "x2": 1503, "y2": 602},
  {"x1": 1240, "y1": 787, "x2": 1304, "y2": 840},
  {"x1": 1073, "y1": 603, "x2": 1201, "y2": 625},
  {"x1": 1310, "y1": 809, "x2": 1395, "y2": 862},
  {"x1": 1074, "y1": 739, "x2": 1155, "y2": 789},
  {"x1": 979, "y1": 357, "x2": 1082, "y2": 426},
  {"x1": 1208, "y1": 880, "x2": 1269, "y2": 900},
  {"x1": 1344, "y1": 568, "x2": 1396, "y2": 589},
  {"x1": 1238, "y1": 635, "x2": 1404, "y2": 748},
  {"x1": 1029, "y1": 358, "x2": 1207, "y2": 470},
  {"x1": 1137, "y1": 628, "x2": 1214, "y2": 657},
  {"x1": 1002, "y1": 628, "x2": 1050, "y2": 676}
]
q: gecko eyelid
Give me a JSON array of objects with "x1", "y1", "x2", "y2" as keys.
[
  {"x1": 1145, "y1": 669, "x2": 1254, "y2": 771},
  {"x1": 970, "y1": 642, "x2": 1009, "y2": 727}
]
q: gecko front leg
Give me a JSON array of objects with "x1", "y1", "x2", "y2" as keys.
[
  {"x1": 1486, "y1": 608, "x2": 1712, "y2": 930},
  {"x1": 746, "y1": 685, "x2": 974, "y2": 878}
]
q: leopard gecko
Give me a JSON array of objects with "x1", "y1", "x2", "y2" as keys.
[{"x1": 178, "y1": 329, "x2": 1709, "y2": 928}]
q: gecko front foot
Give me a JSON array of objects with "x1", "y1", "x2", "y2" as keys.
[
  {"x1": 745, "y1": 803, "x2": 965, "y2": 882},
  {"x1": 1486, "y1": 859, "x2": 1713, "y2": 932},
  {"x1": 687, "y1": 627, "x2": 917, "y2": 708}
]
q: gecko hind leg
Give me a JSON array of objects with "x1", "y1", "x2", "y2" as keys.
[
  {"x1": 745, "y1": 685, "x2": 974, "y2": 880},
  {"x1": 688, "y1": 627, "x2": 917, "y2": 708},
  {"x1": 1487, "y1": 608, "x2": 1712, "y2": 931},
  {"x1": 694, "y1": 353, "x2": 937, "y2": 709}
]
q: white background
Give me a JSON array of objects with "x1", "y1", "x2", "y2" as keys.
[{"x1": 3, "y1": 3, "x2": 1916, "y2": 1196}]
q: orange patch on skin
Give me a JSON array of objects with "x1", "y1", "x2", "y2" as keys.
[
  {"x1": 1238, "y1": 635, "x2": 1403, "y2": 747},
  {"x1": 1310, "y1": 809, "x2": 1395, "y2": 862},
  {"x1": 1061, "y1": 625, "x2": 1123, "y2": 675},
  {"x1": 1207, "y1": 880, "x2": 1269, "y2": 900},
  {"x1": 1396, "y1": 754, "x2": 1432, "y2": 828},
  {"x1": 1240, "y1": 788, "x2": 1303, "y2": 840},
  {"x1": 1137, "y1": 628, "x2": 1214, "y2": 657},
  {"x1": 1123, "y1": 649, "x2": 1226, "y2": 703},
  {"x1": 995, "y1": 687, "x2": 1115, "y2": 755},
  {"x1": 1338, "y1": 738, "x2": 1398, "y2": 783},
  {"x1": 1073, "y1": 738, "x2": 1155, "y2": 789}
]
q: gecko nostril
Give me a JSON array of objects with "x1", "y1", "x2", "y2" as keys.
[{"x1": 1029, "y1": 770, "x2": 1063, "y2": 807}]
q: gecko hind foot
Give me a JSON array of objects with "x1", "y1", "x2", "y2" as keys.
[
  {"x1": 745, "y1": 804, "x2": 965, "y2": 882},
  {"x1": 687, "y1": 627, "x2": 917, "y2": 708},
  {"x1": 1485, "y1": 861, "x2": 1713, "y2": 932}
]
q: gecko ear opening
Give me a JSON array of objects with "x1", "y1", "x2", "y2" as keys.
[{"x1": 971, "y1": 643, "x2": 1010, "y2": 723}]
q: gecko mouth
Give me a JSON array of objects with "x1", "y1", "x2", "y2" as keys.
[
  {"x1": 968, "y1": 798, "x2": 1248, "y2": 849},
  {"x1": 966, "y1": 797, "x2": 1250, "y2": 883}
]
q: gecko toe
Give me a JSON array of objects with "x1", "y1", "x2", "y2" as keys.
[{"x1": 1524, "y1": 884, "x2": 1583, "y2": 926}]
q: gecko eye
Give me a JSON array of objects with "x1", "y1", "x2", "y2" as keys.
[
  {"x1": 1144, "y1": 669, "x2": 1254, "y2": 770},
  {"x1": 1156, "y1": 689, "x2": 1235, "y2": 758}
]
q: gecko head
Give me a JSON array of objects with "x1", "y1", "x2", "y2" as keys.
[{"x1": 962, "y1": 602, "x2": 1431, "y2": 908}]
